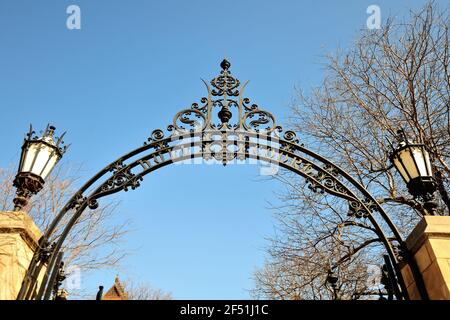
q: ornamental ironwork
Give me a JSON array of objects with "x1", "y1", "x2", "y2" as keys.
[{"x1": 16, "y1": 60, "x2": 429, "y2": 301}]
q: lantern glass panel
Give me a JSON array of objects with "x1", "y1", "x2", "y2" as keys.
[
  {"x1": 21, "y1": 143, "x2": 39, "y2": 172},
  {"x1": 30, "y1": 144, "x2": 53, "y2": 177},
  {"x1": 21, "y1": 141, "x2": 59, "y2": 179},
  {"x1": 423, "y1": 148, "x2": 433, "y2": 176},
  {"x1": 41, "y1": 151, "x2": 60, "y2": 179},
  {"x1": 411, "y1": 147, "x2": 428, "y2": 176},
  {"x1": 393, "y1": 145, "x2": 434, "y2": 184},
  {"x1": 393, "y1": 155, "x2": 410, "y2": 182},
  {"x1": 394, "y1": 148, "x2": 419, "y2": 182}
]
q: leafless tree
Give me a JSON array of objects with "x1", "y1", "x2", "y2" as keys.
[
  {"x1": 253, "y1": 1, "x2": 449, "y2": 300},
  {"x1": 123, "y1": 280, "x2": 173, "y2": 300}
]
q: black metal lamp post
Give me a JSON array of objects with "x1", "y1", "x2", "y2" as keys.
[
  {"x1": 390, "y1": 129, "x2": 438, "y2": 215},
  {"x1": 13, "y1": 124, "x2": 68, "y2": 211},
  {"x1": 380, "y1": 264, "x2": 394, "y2": 300},
  {"x1": 326, "y1": 269, "x2": 340, "y2": 300}
]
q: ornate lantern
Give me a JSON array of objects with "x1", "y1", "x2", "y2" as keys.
[
  {"x1": 389, "y1": 129, "x2": 437, "y2": 214},
  {"x1": 13, "y1": 124, "x2": 68, "y2": 211}
]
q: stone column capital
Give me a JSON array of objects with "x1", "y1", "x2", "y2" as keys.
[
  {"x1": 0, "y1": 210, "x2": 43, "y2": 299},
  {"x1": 0, "y1": 211, "x2": 42, "y2": 251},
  {"x1": 401, "y1": 215, "x2": 450, "y2": 300}
]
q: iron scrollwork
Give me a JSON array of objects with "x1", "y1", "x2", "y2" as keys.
[
  {"x1": 18, "y1": 59, "x2": 421, "y2": 301},
  {"x1": 170, "y1": 109, "x2": 207, "y2": 132},
  {"x1": 67, "y1": 192, "x2": 86, "y2": 211},
  {"x1": 211, "y1": 59, "x2": 240, "y2": 96},
  {"x1": 243, "y1": 110, "x2": 277, "y2": 133},
  {"x1": 97, "y1": 161, "x2": 143, "y2": 195},
  {"x1": 38, "y1": 241, "x2": 56, "y2": 264},
  {"x1": 166, "y1": 59, "x2": 282, "y2": 134}
]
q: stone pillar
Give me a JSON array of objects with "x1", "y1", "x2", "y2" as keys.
[
  {"x1": 0, "y1": 210, "x2": 42, "y2": 300},
  {"x1": 400, "y1": 216, "x2": 450, "y2": 300}
]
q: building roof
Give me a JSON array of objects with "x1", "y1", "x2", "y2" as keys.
[{"x1": 102, "y1": 276, "x2": 128, "y2": 300}]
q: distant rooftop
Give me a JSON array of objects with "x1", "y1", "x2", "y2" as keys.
[{"x1": 102, "y1": 276, "x2": 128, "y2": 300}]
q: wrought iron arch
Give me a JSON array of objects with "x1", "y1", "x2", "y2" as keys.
[{"x1": 17, "y1": 60, "x2": 427, "y2": 300}]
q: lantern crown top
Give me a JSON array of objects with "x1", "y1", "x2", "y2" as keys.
[
  {"x1": 26, "y1": 124, "x2": 69, "y2": 155},
  {"x1": 389, "y1": 129, "x2": 428, "y2": 153},
  {"x1": 42, "y1": 125, "x2": 56, "y2": 144},
  {"x1": 396, "y1": 129, "x2": 408, "y2": 148}
]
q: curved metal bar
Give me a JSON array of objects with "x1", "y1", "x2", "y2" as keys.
[
  {"x1": 32, "y1": 133, "x2": 415, "y2": 300},
  {"x1": 20, "y1": 130, "x2": 407, "y2": 298}
]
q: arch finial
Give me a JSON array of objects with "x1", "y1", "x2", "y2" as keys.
[
  {"x1": 170, "y1": 59, "x2": 283, "y2": 133},
  {"x1": 220, "y1": 58, "x2": 230, "y2": 71}
]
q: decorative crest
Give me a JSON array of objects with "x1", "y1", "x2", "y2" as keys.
[{"x1": 164, "y1": 59, "x2": 292, "y2": 137}]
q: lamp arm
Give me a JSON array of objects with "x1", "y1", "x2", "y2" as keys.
[
  {"x1": 333, "y1": 237, "x2": 393, "y2": 267},
  {"x1": 377, "y1": 196, "x2": 423, "y2": 209}
]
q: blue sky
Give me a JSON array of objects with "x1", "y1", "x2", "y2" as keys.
[{"x1": 0, "y1": 0, "x2": 444, "y2": 299}]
